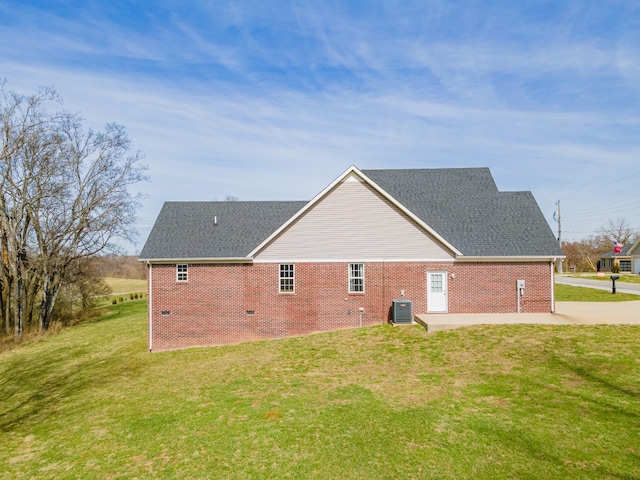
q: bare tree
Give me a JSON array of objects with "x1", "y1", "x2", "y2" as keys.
[
  {"x1": 0, "y1": 83, "x2": 62, "y2": 339},
  {"x1": 596, "y1": 217, "x2": 639, "y2": 249},
  {"x1": 0, "y1": 81, "x2": 147, "y2": 339},
  {"x1": 61, "y1": 258, "x2": 112, "y2": 316},
  {"x1": 31, "y1": 119, "x2": 147, "y2": 330},
  {"x1": 561, "y1": 238, "x2": 606, "y2": 272},
  {"x1": 87, "y1": 254, "x2": 146, "y2": 279}
]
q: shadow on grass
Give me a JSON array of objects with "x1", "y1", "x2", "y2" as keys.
[
  {"x1": 545, "y1": 354, "x2": 640, "y2": 457},
  {"x1": 560, "y1": 359, "x2": 640, "y2": 401},
  {"x1": 0, "y1": 304, "x2": 147, "y2": 433},
  {"x1": 472, "y1": 353, "x2": 640, "y2": 479},
  {"x1": 0, "y1": 354, "x2": 136, "y2": 432},
  {"x1": 474, "y1": 421, "x2": 639, "y2": 480}
]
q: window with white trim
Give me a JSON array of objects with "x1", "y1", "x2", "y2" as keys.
[
  {"x1": 349, "y1": 263, "x2": 364, "y2": 293},
  {"x1": 279, "y1": 264, "x2": 294, "y2": 293},
  {"x1": 176, "y1": 264, "x2": 188, "y2": 282}
]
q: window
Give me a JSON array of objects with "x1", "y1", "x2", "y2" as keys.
[
  {"x1": 176, "y1": 264, "x2": 188, "y2": 282},
  {"x1": 430, "y1": 273, "x2": 443, "y2": 293},
  {"x1": 279, "y1": 264, "x2": 294, "y2": 293},
  {"x1": 349, "y1": 263, "x2": 364, "y2": 293}
]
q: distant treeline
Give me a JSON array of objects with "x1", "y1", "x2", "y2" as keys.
[{"x1": 87, "y1": 255, "x2": 147, "y2": 280}]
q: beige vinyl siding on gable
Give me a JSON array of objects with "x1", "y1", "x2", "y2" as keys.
[{"x1": 255, "y1": 174, "x2": 454, "y2": 261}]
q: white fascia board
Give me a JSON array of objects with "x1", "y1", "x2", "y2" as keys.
[
  {"x1": 141, "y1": 257, "x2": 253, "y2": 264},
  {"x1": 248, "y1": 165, "x2": 462, "y2": 258},
  {"x1": 456, "y1": 255, "x2": 566, "y2": 263},
  {"x1": 252, "y1": 257, "x2": 456, "y2": 264}
]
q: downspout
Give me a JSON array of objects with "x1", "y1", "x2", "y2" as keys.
[
  {"x1": 148, "y1": 261, "x2": 153, "y2": 352},
  {"x1": 550, "y1": 260, "x2": 555, "y2": 313},
  {"x1": 382, "y1": 258, "x2": 386, "y2": 325}
]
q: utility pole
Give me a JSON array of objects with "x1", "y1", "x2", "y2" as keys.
[
  {"x1": 556, "y1": 200, "x2": 561, "y2": 244},
  {"x1": 556, "y1": 200, "x2": 563, "y2": 274}
]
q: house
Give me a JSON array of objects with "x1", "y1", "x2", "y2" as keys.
[
  {"x1": 599, "y1": 241, "x2": 640, "y2": 273},
  {"x1": 139, "y1": 166, "x2": 564, "y2": 351},
  {"x1": 632, "y1": 241, "x2": 640, "y2": 274}
]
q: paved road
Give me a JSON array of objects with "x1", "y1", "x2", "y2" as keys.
[{"x1": 555, "y1": 275, "x2": 640, "y2": 295}]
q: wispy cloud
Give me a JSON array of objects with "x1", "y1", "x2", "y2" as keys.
[{"x1": 1, "y1": 0, "x2": 639, "y2": 249}]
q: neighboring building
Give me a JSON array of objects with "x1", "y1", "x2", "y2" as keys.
[
  {"x1": 139, "y1": 166, "x2": 564, "y2": 351},
  {"x1": 600, "y1": 241, "x2": 640, "y2": 273},
  {"x1": 632, "y1": 241, "x2": 640, "y2": 274}
]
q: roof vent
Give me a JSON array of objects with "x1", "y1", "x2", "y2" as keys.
[{"x1": 214, "y1": 215, "x2": 218, "y2": 225}]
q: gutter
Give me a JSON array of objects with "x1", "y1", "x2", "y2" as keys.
[
  {"x1": 456, "y1": 255, "x2": 566, "y2": 263},
  {"x1": 138, "y1": 257, "x2": 253, "y2": 264},
  {"x1": 550, "y1": 260, "x2": 555, "y2": 313}
]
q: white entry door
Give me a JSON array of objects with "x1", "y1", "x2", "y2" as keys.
[{"x1": 427, "y1": 271, "x2": 448, "y2": 313}]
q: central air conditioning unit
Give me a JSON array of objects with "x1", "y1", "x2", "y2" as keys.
[{"x1": 392, "y1": 300, "x2": 413, "y2": 324}]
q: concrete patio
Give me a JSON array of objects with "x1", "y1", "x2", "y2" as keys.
[{"x1": 414, "y1": 300, "x2": 640, "y2": 332}]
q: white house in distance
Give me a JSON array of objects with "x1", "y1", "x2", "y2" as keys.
[{"x1": 599, "y1": 241, "x2": 640, "y2": 273}]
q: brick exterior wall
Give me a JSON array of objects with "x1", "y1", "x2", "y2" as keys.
[{"x1": 148, "y1": 261, "x2": 553, "y2": 351}]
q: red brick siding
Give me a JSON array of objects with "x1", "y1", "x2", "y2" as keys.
[
  {"x1": 148, "y1": 261, "x2": 552, "y2": 351},
  {"x1": 451, "y1": 262, "x2": 552, "y2": 313}
]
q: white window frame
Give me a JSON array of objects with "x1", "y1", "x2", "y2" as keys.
[
  {"x1": 348, "y1": 263, "x2": 364, "y2": 293},
  {"x1": 176, "y1": 264, "x2": 188, "y2": 282},
  {"x1": 279, "y1": 264, "x2": 295, "y2": 293}
]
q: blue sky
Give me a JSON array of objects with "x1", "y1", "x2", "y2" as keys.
[{"x1": 1, "y1": 0, "x2": 639, "y2": 252}]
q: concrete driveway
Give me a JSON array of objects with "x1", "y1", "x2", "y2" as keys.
[
  {"x1": 415, "y1": 300, "x2": 640, "y2": 332},
  {"x1": 554, "y1": 300, "x2": 640, "y2": 324}
]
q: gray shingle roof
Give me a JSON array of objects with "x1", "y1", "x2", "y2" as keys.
[
  {"x1": 363, "y1": 168, "x2": 563, "y2": 257},
  {"x1": 139, "y1": 167, "x2": 564, "y2": 260},
  {"x1": 600, "y1": 244, "x2": 632, "y2": 258},
  {"x1": 139, "y1": 201, "x2": 307, "y2": 260}
]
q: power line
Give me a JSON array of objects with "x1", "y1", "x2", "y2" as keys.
[
  {"x1": 569, "y1": 199, "x2": 640, "y2": 219},
  {"x1": 560, "y1": 169, "x2": 640, "y2": 201}
]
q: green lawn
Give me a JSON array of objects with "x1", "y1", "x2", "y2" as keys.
[
  {"x1": 572, "y1": 274, "x2": 640, "y2": 284},
  {"x1": 1, "y1": 300, "x2": 640, "y2": 478},
  {"x1": 555, "y1": 283, "x2": 640, "y2": 302},
  {"x1": 103, "y1": 276, "x2": 147, "y2": 294}
]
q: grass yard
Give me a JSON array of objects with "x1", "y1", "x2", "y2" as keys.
[
  {"x1": 103, "y1": 276, "x2": 147, "y2": 294},
  {"x1": 555, "y1": 283, "x2": 640, "y2": 302},
  {"x1": 2, "y1": 300, "x2": 640, "y2": 478},
  {"x1": 573, "y1": 274, "x2": 640, "y2": 284}
]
